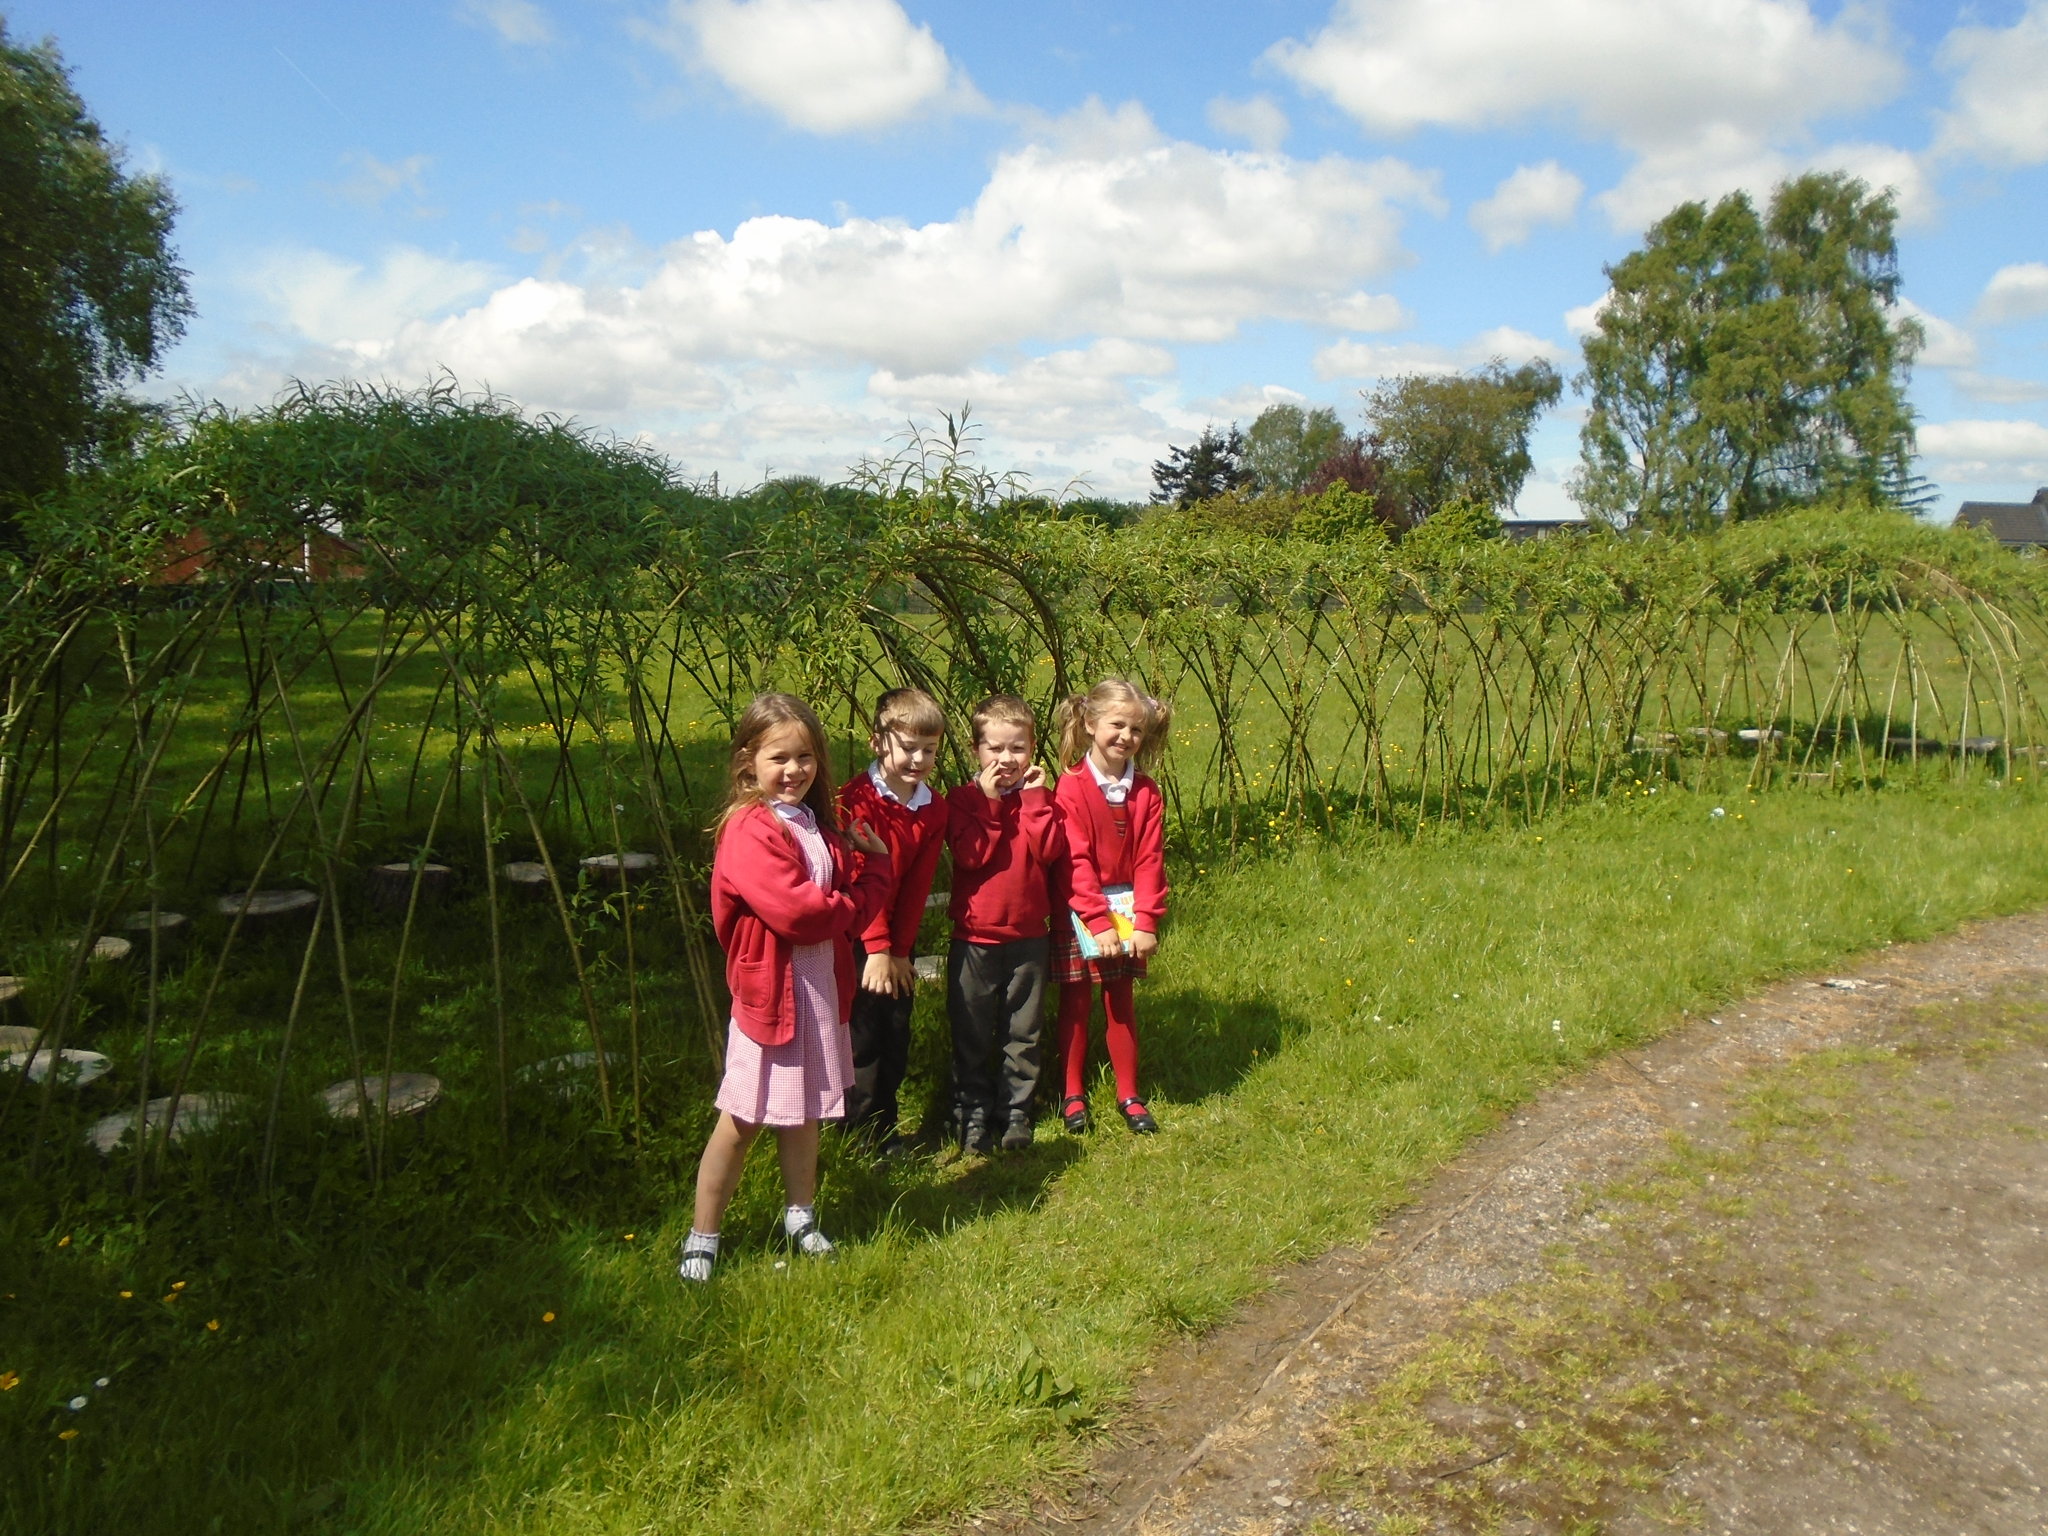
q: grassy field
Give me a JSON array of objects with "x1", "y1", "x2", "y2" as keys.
[{"x1": 8, "y1": 774, "x2": 2048, "y2": 1533}]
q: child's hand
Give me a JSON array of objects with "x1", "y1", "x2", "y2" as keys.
[
  {"x1": 846, "y1": 818, "x2": 889, "y2": 857},
  {"x1": 891, "y1": 955, "x2": 918, "y2": 992},
  {"x1": 1129, "y1": 929, "x2": 1160, "y2": 961},
  {"x1": 976, "y1": 761, "x2": 1006, "y2": 799},
  {"x1": 1018, "y1": 764, "x2": 1047, "y2": 792},
  {"x1": 861, "y1": 951, "x2": 900, "y2": 996},
  {"x1": 1091, "y1": 928, "x2": 1123, "y2": 958}
]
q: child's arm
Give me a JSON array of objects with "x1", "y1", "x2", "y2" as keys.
[
  {"x1": 1053, "y1": 778, "x2": 1113, "y2": 933},
  {"x1": 885, "y1": 817, "x2": 946, "y2": 957},
  {"x1": 731, "y1": 814, "x2": 890, "y2": 947},
  {"x1": 1129, "y1": 785, "x2": 1169, "y2": 934},
  {"x1": 946, "y1": 788, "x2": 1003, "y2": 871},
  {"x1": 1021, "y1": 786, "x2": 1069, "y2": 869}
]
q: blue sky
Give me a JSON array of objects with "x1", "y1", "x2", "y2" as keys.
[{"x1": 11, "y1": 0, "x2": 2048, "y2": 511}]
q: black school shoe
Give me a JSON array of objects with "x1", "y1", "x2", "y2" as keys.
[
  {"x1": 1000, "y1": 1110, "x2": 1034, "y2": 1151},
  {"x1": 1118, "y1": 1097, "x2": 1159, "y2": 1135},
  {"x1": 1060, "y1": 1094, "x2": 1091, "y2": 1134},
  {"x1": 956, "y1": 1104, "x2": 993, "y2": 1154}
]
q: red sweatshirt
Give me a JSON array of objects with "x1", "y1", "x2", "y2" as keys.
[
  {"x1": 1053, "y1": 762, "x2": 1169, "y2": 937},
  {"x1": 710, "y1": 802, "x2": 891, "y2": 1047},
  {"x1": 946, "y1": 782, "x2": 1068, "y2": 943},
  {"x1": 837, "y1": 768, "x2": 947, "y2": 957}
]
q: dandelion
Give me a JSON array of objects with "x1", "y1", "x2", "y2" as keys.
[
  {"x1": 56, "y1": 1235, "x2": 70, "y2": 1248},
  {"x1": 623, "y1": 1233, "x2": 636, "y2": 1242},
  {"x1": 119, "y1": 1291, "x2": 131, "y2": 1299},
  {"x1": 0, "y1": 1371, "x2": 17, "y2": 1391},
  {"x1": 205, "y1": 1319, "x2": 221, "y2": 1333},
  {"x1": 58, "y1": 1429, "x2": 78, "y2": 1441},
  {"x1": 171, "y1": 1281, "x2": 186, "y2": 1292},
  {"x1": 542, "y1": 1311, "x2": 556, "y2": 1324}
]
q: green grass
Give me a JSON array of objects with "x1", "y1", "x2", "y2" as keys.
[{"x1": 8, "y1": 778, "x2": 2048, "y2": 1533}]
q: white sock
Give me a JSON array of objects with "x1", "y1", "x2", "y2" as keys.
[
  {"x1": 678, "y1": 1229, "x2": 719, "y2": 1282},
  {"x1": 784, "y1": 1205, "x2": 834, "y2": 1256}
]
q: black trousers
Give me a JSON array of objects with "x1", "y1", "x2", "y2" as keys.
[
  {"x1": 843, "y1": 946, "x2": 914, "y2": 1138},
  {"x1": 946, "y1": 935, "x2": 1047, "y2": 1121}
]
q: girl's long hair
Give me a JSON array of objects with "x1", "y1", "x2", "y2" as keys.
[
  {"x1": 1055, "y1": 679, "x2": 1173, "y2": 773},
  {"x1": 711, "y1": 692, "x2": 841, "y2": 840}
]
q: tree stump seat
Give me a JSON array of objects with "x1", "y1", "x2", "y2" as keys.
[
  {"x1": 118, "y1": 911, "x2": 190, "y2": 946},
  {"x1": 501, "y1": 861, "x2": 554, "y2": 899},
  {"x1": 365, "y1": 862, "x2": 454, "y2": 913},
  {"x1": 580, "y1": 852, "x2": 659, "y2": 887},
  {"x1": 315, "y1": 1072, "x2": 441, "y2": 1119},
  {"x1": 86, "y1": 1092, "x2": 248, "y2": 1155},
  {"x1": 215, "y1": 889, "x2": 319, "y2": 924},
  {"x1": 4, "y1": 1046, "x2": 111, "y2": 1087}
]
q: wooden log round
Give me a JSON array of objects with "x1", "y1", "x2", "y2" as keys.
[
  {"x1": 0, "y1": 1023, "x2": 42, "y2": 1051},
  {"x1": 215, "y1": 889, "x2": 320, "y2": 924},
  {"x1": 81, "y1": 935, "x2": 132, "y2": 965},
  {"x1": 118, "y1": 910, "x2": 190, "y2": 946},
  {"x1": 501, "y1": 861, "x2": 554, "y2": 900},
  {"x1": 1737, "y1": 728, "x2": 1786, "y2": 744},
  {"x1": 0, "y1": 976, "x2": 21, "y2": 1007},
  {"x1": 1884, "y1": 736, "x2": 1942, "y2": 755},
  {"x1": 365, "y1": 862, "x2": 454, "y2": 913},
  {"x1": 315, "y1": 1072, "x2": 441, "y2": 1120},
  {"x1": 4, "y1": 1047, "x2": 112, "y2": 1088},
  {"x1": 86, "y1": 1092, "x2": 248, "y2": 1156},
  {"x1": 1959, "y1": 736, "x2": 2004, "y2": 756},
  {"x1": 580, "y1": 852, "x2": 660, "y2": 887}
]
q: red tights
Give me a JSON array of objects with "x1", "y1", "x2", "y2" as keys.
[{"x1": 1057, "y1": 978, "x2": 1141, "y2": 1103}]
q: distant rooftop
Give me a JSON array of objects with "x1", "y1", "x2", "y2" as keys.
[
  {"x1": 1955, "y1": 488, "x2": 2048, "y2": 547},
  {"x1": 1500, "y1": 516, "x2": 1588, "y2": 542}
]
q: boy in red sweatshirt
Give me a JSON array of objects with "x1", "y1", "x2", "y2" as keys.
[
  {"x1": 835, "y1": 687, "x2": 948, "y2": 1153},
  {"x1": 945, "y1": 693, "x2": 1068, "y2": 1153}
]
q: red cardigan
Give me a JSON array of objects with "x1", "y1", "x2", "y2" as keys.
[
  {"x1": 710, "y1": 802, "x2": 892, "y2": 1047},
  {"x1": 945, "y1": 783, "x2": 1068, "y2": 943},
  {"x1": 837, "y1": 770, "x2": 947, "y2": 957},
  {"x1": 1053, "y1": 763, "x2": 1168, "y2": 937}
]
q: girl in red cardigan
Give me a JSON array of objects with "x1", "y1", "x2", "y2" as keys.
[
  {"x1": 680, "y1": 693, "x2": 890, "y2": 1284},
  {"x1": 1051, "y1": 679, "x2": 1171, "y2": 1135}
]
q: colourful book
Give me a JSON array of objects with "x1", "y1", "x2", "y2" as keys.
[{"x1": 1070, "y1": 883, "x2": 1137, "y2": 959}]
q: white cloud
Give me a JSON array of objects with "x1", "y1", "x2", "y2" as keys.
[
  {"x1": 1314, "y1": 326, "x2": 1567, "y2": 381},
  {"x1": 1934, "y1": 1, "x2": 2048, "y2": 167},
  {"x1": 1564, "y1": 292, "x2": 1611, "y2": 336},
  {"x1": 1269, "y1": 0, "x2": 1900, "y2": 146},
  {"x1": 645, "y1": 0, "x2": 979, "y2": 134},
  {"x1": 328, "y1": 152, "x2": 435, "y2": 211},
  {"x1": 1592, "y1": 131, "x2": 1935, "y2": 234},
  {"x1": 1206, "y1": 94, "x2": 1290, "y2": 153},
  {"x1": 1977, "y1": 263, "x2": 2048, "y2": 326},
  {"x1": 1952, "y1": 373, "x2": 2048, "y2": 405},
  {"x1": 1892, "y1": 299, "x2": 1976, "y2": 370},
  {"x1": 1468, "y1": 161, "x2": 1583, "y2": 252},
  {"x1": 217, "y1": 111, "x2": 1440, "y2": 493},
  {"x1": 458, "y1": 0, "x2": 553, "y2": 46},
  {"x1": 1919, "y1": 419, "x2": 2048, "y2": 482}
]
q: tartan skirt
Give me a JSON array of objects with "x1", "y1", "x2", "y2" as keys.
[{"x1": 1049, "y1": 914, "x2": 1148, "y2": 986}]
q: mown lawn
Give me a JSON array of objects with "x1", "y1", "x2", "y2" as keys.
[{"x1": 7, "y1": 776, "x2": 2048, "y2": 1534}]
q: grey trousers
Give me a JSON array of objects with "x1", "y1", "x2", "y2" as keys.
[{"x1": 946, "y1": 935, "x2": 1047, "y2": 1119}]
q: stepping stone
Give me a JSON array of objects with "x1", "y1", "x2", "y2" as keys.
[
  {"x1": 1885, "y1": 737, "x2": 1942, "y2": 754},
  {"x1": 4, "y1": 1047, "x2": 112, "y2": 1088},
  {"x1": 1959, "y1": 736, "x2": 2004, "y2": 756},
  {"x1": 86, "y1": 1092, "x2": 248, "y2": 1155},
  {"x1": 314, "y1": 1072, "x2": 441, "y2": 1119},
  {"x1": 1688, "y1": 727, "x2": 1729, "y2": 742},
  {"x1": 580, "y1": 852, "x2": 659, "y2": 887},
  {"x1": 1630, "y1": 732, "x2": 1681, "y2": 749},
  {"x1": 0, "y1": 1024, "x2": 40, "y2": 1051},
  {"x1": 215, "y1": 889, "x2": 319, "y2": 923},
  {"x1": 118, "y1": 911, "x2": 189, "y2": 945},
  {"x1": 1737, "y1": 728, "x2": 1786, "y2": 743},
  {"x1": 501, "y1": 861, "x2": 554, "y2": 899},
  {"x1": 82, "y1": 936, "x2": 132, "y2": 965},
  {"x1": 0, "y1": 976, "x2": 21, "y2": 1005},
  {"x1": 365, "y1": 862, "x2": 453, "y2": 912}
]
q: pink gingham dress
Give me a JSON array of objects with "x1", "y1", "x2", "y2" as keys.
[{"x1": 713, "y1": 803, "x2": 854, "y2": 1126}]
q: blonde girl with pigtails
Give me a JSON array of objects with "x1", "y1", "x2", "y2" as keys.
[{"x1": 1048, "y1": 679, "x2": 1172, "y2": 1135}]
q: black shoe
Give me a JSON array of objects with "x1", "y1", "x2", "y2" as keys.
[
  {"x1": 1118, "y1": 1097, "x2": 1159, "y2": 1135},
  {"x1": 957, "y1": 1106, "x2": 992, "y2": 1154},
  {"x1": 1000, "y1": 1110, "x2": 1033, "y2": 1151},
  {"x1": 1060, "y1": 1094, "x2": 1091, "y2": 1134}
]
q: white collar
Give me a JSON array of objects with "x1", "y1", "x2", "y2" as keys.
[
  {"x1": 867, "y1": 760, "x2": 933, "y2": 811},
  {"x1": 770, "y1": 801, "x2": 817, "y2": 830},
  {"x1": 1087, "y1": 754, "x2": 1135, "y2": 804}
]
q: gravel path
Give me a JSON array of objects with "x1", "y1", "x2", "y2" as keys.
[{"x1": 994, "y1": 910, "x2": 2048, "y2": 1535}]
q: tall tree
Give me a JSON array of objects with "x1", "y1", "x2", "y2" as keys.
[
  {"x1": 1242, "y1": 403, "x2": 1349, "y2": 493},
  {"x1": 1363, "y1": 359, "x2": 1562, "y2": 519},
  {"x1": 0, "y1": 24, "x2": 190, "y2": 535},
  {"x1": 1573, "y1": 172, "x2": 1919, "y2": 531},
  {"x1": 1150, "y1": 424, "x2": 1251, "y2": 506}
]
